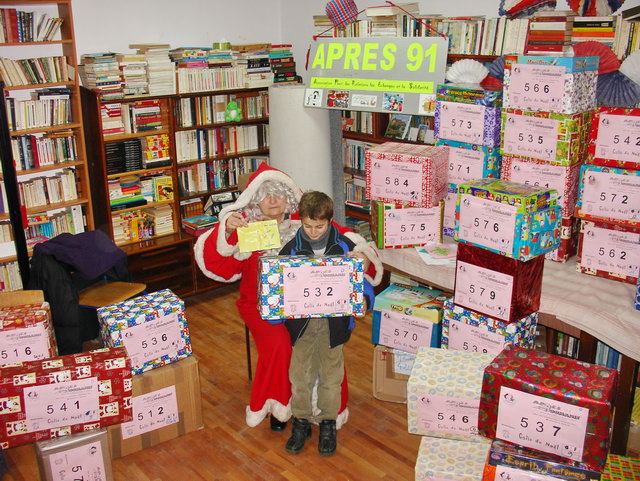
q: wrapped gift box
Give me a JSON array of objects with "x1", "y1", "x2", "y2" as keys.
[
  {"x1": 415, "y1": 433, "x2": 491, "y2": 481},
  {"x1": 443, "y1": 184, "x2": 458, "y2": 238},
  {"x1": 454, "y1": 243, "x2": 544, "y2": 323},
  {"x1": 436, "y1": 83, "x2": 503, "y2": 107},
  {"x1": 259, "y1": 255, "x2": 365, "y2": 320},
  {"x1": 500, "y1": 109, "x2": 592, "y2": 166},
  {"x1": 372, "y1": 283, "x2": 448, "y2": 352},
  {"x1": 546, "y1": 216, "x2": 580, "y2": 263},
  {"x1": 588, "y1": 107, "x2": 640, "y2": 170},
  {"x1": 435, "y1": 100, "x2": 501, "y2": 147},
  {"x1": 365, "y1": 142, "x2": 449, "y2": 208},
  {"x1": 500, "y1": 155, "x2": 582, "y2": 218},
  {"x1": 441, "y1": 299, "x2": 538, "y2": 354},
  {"x1": 479, "y1": 345, "x2": 618, "y2": 471},
  {"x1": 576, "y1": 220, "x2": 640, "y2": 285},
  {"x1": 0, "y1": 300, "x2": 57, "y2": 364},
  {"x1": 36, "y1": 428, "x2": 114, "y2": 481},
  {"x1": 636, "y1": 278, "x2": 640, "y2": 311},
  {"x1": 455, "y1": 179, "x2": 561, "y2": 261},
  {"x1": 483, "y1": 439, "x2": 602, "y2": 481},
  {"x1": 97, "y1": 289, "x2": 192, "y2": 375},
  {"x1": 372, "y1": 345, "x2": 415, "y2": 403},
  {"x1": 503, "y1": 55, "x2": 598, "y2": 114},
  {"x1": 575, "y1": 164, "x2": 640, "y2": 228},
  {"x1": 436, "y1": 139, "x2": 501, "y2": 183},
  {"x1": 602, "y1": 455, "x2": 640, "y2": 481},
  {"x1": 371, "y1": 201, "x2": 443, "y2": 249},
  {"x1": 407, "y1": 347, "x2": 494, "y2": 440},
  {"x1": 0, "y1": 347, "x2": 132, "y2": 449}
]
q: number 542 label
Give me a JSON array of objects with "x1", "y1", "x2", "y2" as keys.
[{"x1": 496, "y1": 386, "x2": 589, "y2": 461}]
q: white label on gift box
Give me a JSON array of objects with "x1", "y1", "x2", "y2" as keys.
[
  {"x1": 283, "y1": 264, "x2": 352, "y2": 316},
  {"x1": 503, "y1": 114, "x2": 558, "y2": 162},
  {"x1": 418, "y1": 393, "x2": 480, "y2": 437},
  {"x1": 507, "y1": 160, "x2": 566, "y2": 208},
  {"x1": 595, "y1": 114, "x2": 640, "y2": 167},
  {"x1": 370, "y1": 157, "x2": 424, "y2": 204},
  {"x1": 392, "y1": 349, "x2": 416, "y2": 375},
  {"x1": 384, "y1": 207, "x2": 440, "y2": 246},
  {"x1": 24, "y1": 377, "x2": 99, "y2": 432},
  {"x1": 122, "y1": 312, "x2": 184, "y2": 369},
  {"x1": 580, "y1": 225, "x2": 640, "y2": 278},
  {"x1": 120, "y1": 385, "x2": 179, "y2": 440},
  {"x1": 494, "y1": 465, "x2": 562, "y2": 481},
  {"x1": 378, "y1": 309, "x2": 434, "y2": 354},
  {"x1": 447, "y1": 318, "x2": 506, "y2": 355},
  {"x1": 443, "y1": 190, "x2": 457, "y2": 235},
  {"x1": 0, "y1": 324, "x2": 49, "y2": 363},
  {"x1": 454, "y1": 261, "x2": 513, "y2": 321},
  {"x1": 438, "y1": 101, "x2": 485, "y2": 144},
  {"x1": 458, "y1": 195, "x2": 518, "y2": 254},
  {"x1": 581, "y1": 170, "x2": 640, "y2": 223},
  {"x1": 49, "y1": 440, "x2": 107, "y2": 481},
  {"x1": 447, "y1": 147, "x2": 486, "y2": 184},
  {"x1": 508, "y1": 64, "x2": 567, "y2": 112},
  {"x1": 496, "y1": 386, "x2": 588, "y2": 461}
]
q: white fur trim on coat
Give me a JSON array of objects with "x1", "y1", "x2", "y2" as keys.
[
  {"x1": 245, "y1": 398, "x2": 291, "y2": 427},
  {"x1": 344, "y1": 231, "x2": 383, "y2": 286},
  {"x1": 194, "y1": 227, "x2": 242, "y2": 283}
]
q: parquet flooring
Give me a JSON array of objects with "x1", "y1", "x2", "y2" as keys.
[{"x1": 3, "y1": 285, "x2": 420, "y2": 481}]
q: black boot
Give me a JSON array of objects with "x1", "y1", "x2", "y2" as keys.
[
  {"x1": 270, "y1": 414, "x2": 288, "y2": 432},
  {"x1": 318, "y1": 419, "x2": 337, "y2": 456},
  {"x1": 285, "y1": 418, "x2": 311, "y2": 454}
]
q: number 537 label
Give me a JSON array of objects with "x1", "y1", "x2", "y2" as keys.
[{"x1": 496, "y1": 386, "x2": 589, "y2": 461}]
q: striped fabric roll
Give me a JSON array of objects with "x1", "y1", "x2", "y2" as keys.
[{"x1": 325, "y1": 0, "x2": 359, "y2": 27}]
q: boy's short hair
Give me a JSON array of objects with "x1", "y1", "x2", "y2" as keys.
[{"x1": 298, "y1": 191, "x2": 333, "y2": 220}]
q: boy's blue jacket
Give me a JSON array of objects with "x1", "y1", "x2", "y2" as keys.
[{"x1": 278, "y1": 224, "x2": 375, "y2": 348}]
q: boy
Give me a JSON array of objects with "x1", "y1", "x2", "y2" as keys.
[{"x1": 279, "y1": 191, "x2": 375, "y2": 456}]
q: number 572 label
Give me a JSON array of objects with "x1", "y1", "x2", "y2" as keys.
[{"x1": 496, "y1": 386, "x2": 589, "y2": 461}]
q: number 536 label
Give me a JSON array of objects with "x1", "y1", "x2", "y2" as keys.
[
  {"x1": 496, "y1": 386, "x2": 588, "y2": 461},
  {"x1": 122, "y1": 312, "x2": 184, "y2": 369}
]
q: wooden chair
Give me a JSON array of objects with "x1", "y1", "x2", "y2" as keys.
[{"x1": 78, "y1": 280, "x2": 147, "y2": 308}]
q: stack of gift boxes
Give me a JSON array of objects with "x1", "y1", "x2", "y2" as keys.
[
  {"x1": 0, "y1": 288, "x2": 202, "y2": 480},
  {"x1": 574, "y1": 106, "x2": 640, "y2": 285}
]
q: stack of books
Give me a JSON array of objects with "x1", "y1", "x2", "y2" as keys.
[
  {"x1": 169, "y1": 47, "x2": 210, "y2": 68},
  {"x1": 108, "y1": 175, "x2": 146, "y2": 211},
  {"x1": 79, "y1": 53, "x2": 123, "y2": 100},
  {"x1": 0, "y1": 56, "x2": 69, "y2": 86},
  {"x1": 131, "y1": 44, "x2": 176, "y2": 96},
  {"x1": 0, "y1": 8, "x2": 63, "y2": 43},
  {"x1": 181, "y1": 214, "x2": 217, "y2": 237},
  {"x1": 571, "y1": 16, "x2": 615, "y2": 48},
  {"x1": 269, "y1": 45, "x2": 298, "y2": 84},
  {"x1": 148, "y1": 204, "x2": 174, "y2": 236},
  {"x1": 141, "y1": 134, "x2": 171, "y2": 169},
  {"x1": 116, "y1": 53, "x2": 148, "y2": 96},
  {"x1": 525, "y1": 10, "x2": 576, "y2": 55},
  {"x1": 127, "y1": 99, "x2": 163, "y2": 133},
  {"x1": 236, "y1": 44, "x2": 274, "y2": 88},
  {"x1": 105, "y1": 139, "x2": 142, "y2": 175}
]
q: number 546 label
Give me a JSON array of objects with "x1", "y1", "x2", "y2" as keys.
[{"x1": 418, "y1": 393, "x2": 480, "y2": 437}]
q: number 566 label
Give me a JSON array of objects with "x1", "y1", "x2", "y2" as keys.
[{"x1": 496, "y1": 386, "x2": 588, "y2": 461}]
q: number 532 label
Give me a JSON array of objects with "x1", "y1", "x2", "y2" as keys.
[
  {"x1": 283, "y1": 264, "x2": 353, "y2": 316},
  {"x1": 496, "y1": 386, "x2": 589, "y2": 461}
]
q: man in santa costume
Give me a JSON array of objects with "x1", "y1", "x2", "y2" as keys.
[{"x1": 194, "y1": 163, "x2": 382, "y2": 430}]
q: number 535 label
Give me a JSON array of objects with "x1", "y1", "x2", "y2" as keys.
[{"x1": 496, "y1": 386, "x2": 589, "y2": 461}]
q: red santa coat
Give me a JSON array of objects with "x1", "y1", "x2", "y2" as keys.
[{"x1": 194, "y1": 164, "x2": 382, "y2": 427}]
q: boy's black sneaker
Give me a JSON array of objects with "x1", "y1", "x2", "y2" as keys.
[
  {"x1": 318, "y1": 419, "x2": 337, "y2": 456},
  {"x1": 285, "y1": 417, "x2": 312, "y2": 454}
]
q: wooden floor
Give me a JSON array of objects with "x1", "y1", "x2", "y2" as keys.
[{"x1": 4, "y1": 286, "x2": 421, "y2": 481}]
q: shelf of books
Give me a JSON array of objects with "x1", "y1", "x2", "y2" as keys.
[{"x1": 0, "y1": 0, "x2": 94, "y2": 291}]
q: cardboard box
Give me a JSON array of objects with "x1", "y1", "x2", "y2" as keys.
[
  {"x1": 0, "y1": 347, "x2": 132, "y2": 449},
  {"x1": 415, "y1": 435, "x2": 491, "y2": 481},
  {"x1": 0, "y1": 290, "x2": 57, "y2": 365},
  {"x1": 503, "y1": 55, "x2": 598, "y2": 114},
  {"x1": 258, "y1": 255, "x2": 365, "y2": 320},
  {"x1": 98, "y1": 289, "x2": 192, "y2": 375},
  {"x1": 370, "y1": 201, "x2": 443, "y2": 249},
  {"x1": 106, "y1": 355, "x2": 203, "y2": 458},
  {"x1": 575, "y1": 164, "x2": 640, "y2": 228},
  {"x1": 576, "y1": 220, "x2": 640, "y2": 285},
  {"x1": 365, "y1": 142, "x2": 449, "y2": 208},
  {"x1": 545, "y1": 216, "x2": 580, "y2": 263},
  {"x1": 436, "y1": 139, "x2": 502, "y2": 184},
  {"x1": 407, "y1": 347, "x2": 494, "y2": 441},
  {"x1": 454, "y1": 243, "x2": 544, "y2": 323},
  {"x1": 479, "y1": 345, "x2": 618, "y2": 471},
  {"x1": 36, "y1": 428, "x2": 114, "y2": 481},
  {"x1": 372, "y1": 345, "x2": 413, "y2": 403},
  {"x1": 435, "y1": 100, "x2": 501, "y2": 147},
  {"x1": 500, "y1": 109, "x2": 592, "y2": 166},
  {"x1": 455, "y1": 179, "x2": 561, "y2": 261},
  {"x1": 588, "y1": 107, "x2": 640, "y2": 169},
  {"x1": 602, "y1": 455, "x2": 640, "y2": 481},
  {"x1": 372, "y1": 283, "x2": 448, "y2": 352},
  {"x1": 441, "y1": 299, "x2": 538, "y2": 354}
]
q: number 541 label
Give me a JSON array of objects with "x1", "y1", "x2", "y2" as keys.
[{"x1": 496, "y1": 386, "x2": 589, "y2": 461}]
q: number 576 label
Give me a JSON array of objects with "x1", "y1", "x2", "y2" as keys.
[{"x1": 496, "y1": 386, "x2": 589, "y2": 461}]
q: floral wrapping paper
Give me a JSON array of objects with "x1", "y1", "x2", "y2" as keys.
[
  {"x1": 545, "y1": 216, "x2": 581, "y2": 263},
  {"x1": 370, "y1": 201, "x2": 443, "y2": 249},
  {"x1": 575, "y1": 164, "x2": 640, "y2": 228},
  {"x1": 588, "y1": 107, "x2": 640, "y2": 170},
  {"x1": 97, "y1": 289, "x2": 192, "y2": 375},
  {"x1": 0, "y1": 347, "x2": 132, "y2": 449},
  {"x1": 441, "y1": 299, "x2": 538, "y2": 350},
  {"x1": 479, "y1": 345, "x2": 618, "y2": 471},
  {"x1": 503, "y1": 55, "x2": 598, "y2": 115},
  {"x1": 576, "y1": 220, "x2": 640, "y2": 285},
  {"x1": 408, "y1": 347, "x2": 495, "y2": 441},
  {"x1": 258, "y1": 255, "x2": 365, "y2": 320},
  {"x1": 436, "y1": 139, "x2": 502, "y2": 180},
  {"x1": 365, "y1": 142, "x2": 449, "y2": 208},
  {"x1": 500, "y1": 109, "x2": 593, "y2": 166},
  {"x1": 414, "y1": 434, "x2": 491, "y2": 481},
  {"x1": 435, "y1": 101, "x2": 502, "y2": 147},
  {"x1": 0, "y1": 302, "x2": 57, "y2": 363}
]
